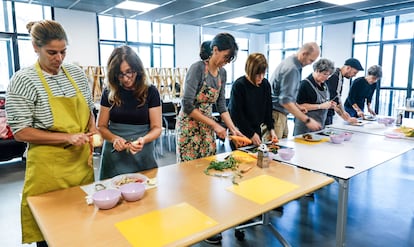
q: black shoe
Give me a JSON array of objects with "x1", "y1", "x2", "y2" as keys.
[
  {"x1": 273, "y1": 206, "x2": 284, "y2": 213},
  {"x1": 204, "y1": 233, "x2": 222, "y2": 244},
  {"x1": 36, "y1": 241, "x2": 48, "y2": 247}
]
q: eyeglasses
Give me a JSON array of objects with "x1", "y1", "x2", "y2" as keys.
[{"x1": 118, "y1": 70, "x2": 136, "y2": 79}]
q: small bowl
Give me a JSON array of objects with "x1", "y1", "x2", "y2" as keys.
[
  {"x1": 377, "y1": 117, "x2": 395, "y2": 126},
  {"x1": 119, "y1": 182, "x2": 146, "y2": 202},
  {"x1": 278, "y1": 148, "x2": 295, "y2": 160},
  {"x1": 342, "y1": 132, "x2": 353, "y2": 141},
  {"x1": 330, "y1": 134, "x2": 345, "y2": 144},
  {"x1": 92, "y1": 189, "x2": 121, "y2": 210}
]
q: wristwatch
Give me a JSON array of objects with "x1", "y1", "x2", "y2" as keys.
[{"x1": 305, "y1": 117, "x2": 311, "y2": 124}]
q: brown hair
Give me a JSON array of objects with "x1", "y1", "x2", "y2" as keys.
[
  {"x1": 106, "y1": 45, "x2": 149, "y2": 107},
  {"x1": 245, "y1": 53, "x2": 268, "y2": 83},
  {"x1": 26, "y1": 20, "x2": 68, "y2": 47}
]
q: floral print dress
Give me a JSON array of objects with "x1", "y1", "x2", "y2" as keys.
[{"x1": 176, "y1": 63, "x2": 221, "y2": 162}]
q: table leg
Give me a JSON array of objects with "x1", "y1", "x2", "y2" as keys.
[
  {"x1": 235, "y1": 213, "x2": 292, "y2": 247},
  {"x1": 336, "y1": 178, "x2": 349, "y2": 247}
]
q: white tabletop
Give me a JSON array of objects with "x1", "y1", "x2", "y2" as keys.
[
  {"x1": 328, "y1": 118, "x2": 414, "y2": 139},
  {"x1": 276, "y1": 131, "x2": 414, "y2": 180}
]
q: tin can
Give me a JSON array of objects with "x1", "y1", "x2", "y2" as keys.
[{"x1": 396, "y1": 111, "x2": 403, "y2": 126}]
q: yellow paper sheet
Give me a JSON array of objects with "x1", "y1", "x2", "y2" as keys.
[
  {"x1": 204, "y1": 150, "x2": 257, "y2": 163},
  {"x1": 294, "y1": 137, "x2": 328, "y2": 145},
  {"x1": 227, "y1": 175, "x2": 299, "y2": 204},
  {"x1": 115, "y1": 202, "x2": 217, "y2": 247}
]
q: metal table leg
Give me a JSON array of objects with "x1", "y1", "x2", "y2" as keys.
[
  {"x1": 235, "y1": 213, "x2": 292, "y2": 247},
  {"x1": 336, "y1": 178, "x2": 349, "y2": 247}
]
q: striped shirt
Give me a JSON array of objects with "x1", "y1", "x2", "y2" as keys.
[{"x1": 5, "y1": 63, "x2": 94, "y2": 134}]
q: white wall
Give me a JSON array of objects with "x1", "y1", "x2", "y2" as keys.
[
  {"x1": 175, "y1": 24, "x2": 200, "y2": 68},
  {"x1": 322, "y1": 22, "x2": 354, "y2": 103},
  {"x1": 54, "y1": 8, "x2": 99, "y2": 66}
]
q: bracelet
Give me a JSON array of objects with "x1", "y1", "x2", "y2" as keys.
[
  {"x1": 304, "y1": 117, "x2": 311, "y2": 124},
  {"x1": 318, "y1": 104, "x2": 321, "y2": 110}
]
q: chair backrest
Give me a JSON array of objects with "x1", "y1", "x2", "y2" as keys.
[{"x1": 162, "y1": 101, "x2": 176, "y2": 114}]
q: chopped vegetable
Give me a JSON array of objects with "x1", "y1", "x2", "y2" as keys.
[{"x1": 204, "y1": 155, "x2": 242, "y2": 184}]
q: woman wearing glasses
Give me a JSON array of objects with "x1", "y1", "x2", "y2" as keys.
[
  {"x1": 176, "y1": 33, "x2": 243, "y2": 163},
  {"x1": 97, "y1": 45, "x2": 162, "y2": 180}
]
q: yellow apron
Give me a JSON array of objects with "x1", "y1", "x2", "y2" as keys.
[{"x1": 21, "y1": 62, "x2": 94, "y2": 244}]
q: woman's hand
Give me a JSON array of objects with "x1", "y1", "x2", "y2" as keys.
[
  {"x1": 68, "y1": 133, "x2": 91, "y2": 146},
  {"x1": 368, "y1": 108, "x2": 376, "y2": 116},
  {"x1": 112, "y1": 137, "x2": 129, "y2": 152},
  {"x1": 213, "y1": 123, "x2": 227, "y2": 140},
  {"x1": 251, "y1": 133, "x2": 261, "y2": 146},
  {"x1": 129, "y1": 137, "x2": 145, "y2": 155}
]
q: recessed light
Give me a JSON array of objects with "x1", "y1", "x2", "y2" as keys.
[
  {"x1": 321, "y1": 0, "x2": 366, "y2": 5},
  {"x1": 115, "y1": 1, "x2": 159, "y2": 12},
  {"x1": 224, "y1": 17, "x2": 260, "y2": 24}
]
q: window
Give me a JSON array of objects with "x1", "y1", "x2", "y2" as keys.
[
  {"x1": 354, "y1": 15, "x2": 414, "y2": 116},
  {"x1": 398, "y1": 13, "x2": 414, "y2": 40},
  {"x1": 98, "y1": 16, "x2": 175, "y2": 69},
  {"x1": 0, "y1": 1, "x2": 52, "y2": 91},
  {"x1": 126, "y1": 19, "x2": 151, "y2": 43},
  {"x1": 15, "y1": 2, "x2": 51, "y2": 34},
  {"x1": 0, "y1": 1, "x2": 12, "y2": 32},
  {"x1": 0, "y1": 37, "x2": 13, "y2": 91}
]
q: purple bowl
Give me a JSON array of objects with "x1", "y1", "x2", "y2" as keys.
[
  {"x1": 92, "y1": 189, "x2": 121, "y2": 210},
  {"x1": 377, "y1": 117, "x2": 395, "y2": 126},
  {"x1": 278, "y1": 148, "x2": 295, "y2": 160},
  {"x1": 330, "y1": 134, "x2": 345, "y2": 144},
  {"x1": 119, "y1": 182, "x2": 145, "y2": 202}
]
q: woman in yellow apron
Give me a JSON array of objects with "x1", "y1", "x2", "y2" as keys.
[{"x1": 6, "y1": 20, "x2": 96, "y2": 247}]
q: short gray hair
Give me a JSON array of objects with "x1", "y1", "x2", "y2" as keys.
[
  {"x1": 313, "y1": 58, "x2": 335, "y2": 73},
  {"x1": 367, "y1": 65, "x2": 382, "y2": 78}
]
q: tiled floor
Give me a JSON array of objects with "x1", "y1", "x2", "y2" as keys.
[{"x1": 1, "y1": 133, "x2": 414, "y2": 247}]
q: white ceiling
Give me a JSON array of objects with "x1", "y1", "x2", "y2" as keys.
[{"x1": 10, "y1": 0, "x2": 414, "y2": 33}]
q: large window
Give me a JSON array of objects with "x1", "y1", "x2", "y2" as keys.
[
  {"x1": 353, "y1": 14, "x2": 414, "y2": 116},
  {"x1": 0, "y1": 1, "x2": 51, "y2": 91},
  {"x1": 98, "y1": 16, "x2": 175, "y2": 69},
  {"x1": 268, "y1": 26, "x2": 322, "y2": 79}
]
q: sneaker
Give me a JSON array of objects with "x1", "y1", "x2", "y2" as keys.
[{"x1": 204, "y1": 233, "x2": 222, "y2": 244}]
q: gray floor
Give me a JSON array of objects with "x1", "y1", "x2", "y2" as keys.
[{"x1": 1, "y1": 134, "x2": 414, "y2": 247}]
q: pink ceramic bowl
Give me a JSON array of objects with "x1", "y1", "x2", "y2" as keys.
[
  {"x1": 278, "y1": 148, "x2": 295, "y2": 160},
  {"x1": 330, "y1": 134, "x2": 345, "y2": 144},
  {"x1": 92, "y1": 189, "x2": 121, "y2": 210},
  {"x1": 377, "y1": 117, "x2": 395, "y2": 126},
  {"x1": 119, "y1": 182, "x2": 145, "y2": 202},
  {"x1": 342, "y1": 132, "x2": 353, "y2": 141}
]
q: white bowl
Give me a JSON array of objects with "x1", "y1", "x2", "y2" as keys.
[
  {"x1": 278, "y1": 148, "x2": 295, "y2": 160},
  {"x1": 92, "y1": 189, "x2": 121, "y2": 210},
  {"x1": 119, "y1": 182, "x2": 146, "y2": 202}
]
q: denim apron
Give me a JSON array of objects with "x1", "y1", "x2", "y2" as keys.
[
  {"x1": 100, "y1": 122, "x2": 157, "y2": 180},
  {"x1": 176, "y1": 62, "x2": 221, "y2": 162},
  {"x1": 294, "y1": 78, "x2": 329, "y2": 135},
  {"x1": 21, "y1": 62, "x2": 93, "y2": 243}
]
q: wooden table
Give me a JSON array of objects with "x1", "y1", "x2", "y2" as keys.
[
  {"x1": 28, "y1": 152, "x2": 333, "y2": 247},
  {"x1": 275, "y1": 131, "x2": 414, "y2": 247}
]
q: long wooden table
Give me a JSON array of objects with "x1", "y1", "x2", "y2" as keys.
[{"x1": 27, "y1": 151, "x2": 333, "y2": 247}]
